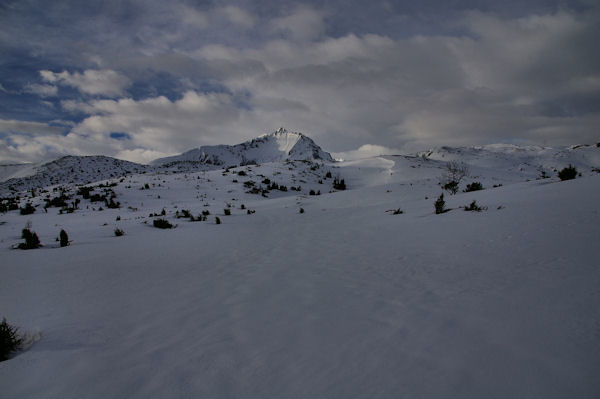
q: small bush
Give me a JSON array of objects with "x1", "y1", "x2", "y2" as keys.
[
  {"x1": 19, "y1": 203, "x2": 35, "y2": 215},
  {"x1": 558, "y1": 165, "x2": 577, "y2": 181},
  {"x1": 215, "y1": 216, "x2": 221, "y2": 225},
  {"x1": 333, "y1": 177, "x2": 346, "y2": 190},
  {"x1": 224, "y1": 208, "x2": 231, "y2": 216},
  {"x1": 464, "y1": 200, "x2": 486, "y2": 212},
  {"x1": 153, "y1": 219, "x2": 173, "y2": 229},
  {"x1": 443, "y1": 180, "x2": 459, "y2": 195},
  {"x1": 247, "y1": 209, "x2": 255, "y2": 215},
  {"x1": 464, "y1": 182, "x2": 483, "y2": 192},
  {"x1": 0, "y1": 318, "x2": 22, "y2": 361},
  {"x1": 391, "y1": 208, "x2": 403, "y2": 215},
  {"x1": 114, "y1": 228, "x2": 125, "y2": 236},
  {"x1": 202, "y1": 210, "x2": 210, "y2": 216},
  {"x1": 299, "y1": 208, "x2": 305, "y2": 214},
  {"x1": 18, "y1": 228, "x2": 41, "y2": 250},
  {"x1": 59, "y1": 229, "x2": 69, "y2": 247},
  {"x1": 434, "y1": 193, "x2": 447, "y2": 214}
]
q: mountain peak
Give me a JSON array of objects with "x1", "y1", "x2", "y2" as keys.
[{"x1": 153, "y1": 129, "x2": 334, "y2": 167}]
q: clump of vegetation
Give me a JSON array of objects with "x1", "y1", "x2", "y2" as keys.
[
  {"x1": 0, "y1": 318, "x2": 22, "y2": 361},
  {"x1": 389, "y1": 208, "x2": 404, "y2": 215},
  {"x1": 215, "y1": 216, "x2": 221, "y2": 225},
  {"x1": 464, "y1": 181, "x2": 483, "y2": 192},
  {"x1": 114, "y1": 228, "x2": 125, "y2": 236},
  {"x1": 440, "y1": 161, "x2": 469, "y2": 195},
  {"x1": 464, "y1": 200, "x2": 486, "y2": 212},
  {"x1": 333, "y1": 177, "x2": 346, "y2": 190},
  {"x1": 434, "y1": 193, "x2": 448, "y2": 214},
  {"x1": 59, "y1": 229, "x2": 69, "y2": 247},
  {"x1": 224, "y1": 208, "x2": 231, "y2": 216},
  {"x1": 18, "y1": 228, "x2": 41, "y2": 250},
  {"x1": 558, "y1": 164, "x2": 577, "y2": 181},
  {"x1": 247, "y1": 209, "x2": 255, "y2": 215},
  {"x1": 19, "y1": 203, "x2": 36, "y2": 215},
  {"x1": 153, "y1": 219, "x2": 173, "y2": 229},
  {"x1": 299, "y1": 208, "x2": 305, "y2": 214}
]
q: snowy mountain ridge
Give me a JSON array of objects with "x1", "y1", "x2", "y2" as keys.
[
  {"x1": 0, "y1": 156, "x2": 150, "y2": 194},
  {"x1": 151, "y1": 127, "x2": 334, "y2": 167}
]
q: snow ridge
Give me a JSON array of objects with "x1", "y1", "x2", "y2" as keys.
[{"x1": 152, "y1": 127, "x2": 334, "y2": 168}]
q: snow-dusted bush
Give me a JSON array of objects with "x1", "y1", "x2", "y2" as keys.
[
  {"x1": 333, "y1": 177, "x2": 346, "y2": 190},
  {"x1": 224, "y1": 208, "x2": 231, "y2": 216},
  {"x1": 215, "y1": 217, "x2": 221, "y2": 224},
  {"x1": 114, "y1": 228, "x2": 125, "y2": 236},
  {"x1": 18, "y1": 228, "x2": 40, "y2": 249},
  {"x1": 434, "y1": 193, "x2": 447, "y2": 214},
  {"x1": 0, "y1": 318, "x2": 22, "y2": 361},
  {"x1": 443, "y1": 181, "x2": 459, "y2": 194},
  {"x1": 153, "y1": 219, "x2": 173, "y2": 229},
  {"x1": 19, "y1": 203, "x2": 35, "y2": 215},
  {"x1": 59, "y1": 229, "x2": 69, "y2": 247},
  {"x1": 440, "y1": 161, "x2": 469, "y2": 194},
  {"x1": 464, "y1": 201, "x2": 486, "y2": 212},
  {"x1": 558, "y1": 165, "x2": 577, "y2": 181},
  {"x1": 299, "y1": 208, "x2": 305, "y2": 214},
  {"x1": 464, "y1": 182, "x2": 483, "y2": 192}
]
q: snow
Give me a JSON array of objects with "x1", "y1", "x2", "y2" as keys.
[
  {"x1": 151, "y1": 127, "x2": 334, "y2": 168},
  {"x1": 1, "y1": 137, "x2": 599, "y2": 398}
]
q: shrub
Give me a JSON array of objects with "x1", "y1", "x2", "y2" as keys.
[
  {"x1": 299, "y1": 208, "x2": 305, "y2": 214},
  {"x1": 153, "y1": 219, "x2": 173, "y2": 229},
  {"x1": 464, "y1": 182, "x2": 483, "y2": 192},
  {"x1": 558, "y1": 165, "x2": 577, "y2": 181},
  {"x1": 18, "y1": 228, "x2": 40, "y2": 249},
  {"x1": 202, "y1": 210, "x2": 210, "y2": 216},
  {"x1": 333, "y1": 177, "x2": 346, "y2": 190},
  {"x1": 59, "y1": 229, "x2": 69, "y2": 247},
  {"x1": 391, "y1": 208, "x2": 403, "y2": 215},
  {"x1": 247, "y1": 209, "x2": 255, "y2": 215},
  {"x1": 464, "y1": 200, "x2": 486, "y2": 212},
  {"x1": 0, "y1": 318, "x2": 22, "y2": 361},
  {"x1": 224, "y1": 208, "x2": 231, "y2": 216},
  {"x1": 19, "y1": 203, "x2": 35, "y2": 215},
  {"x1": 443, "y1": 180, "x2": 459, "y2": 194},
  {"x1": 215, "y1": 216, "x2": 221, "y2": 225},
  {"x1": 114, "y1": 228, "x2": 125, "y2": 236},
  {"x1": 434, "y1": 193, "x2": 447, "y2": 214},
  {"x1": 440, "y1": 161, "x2": 469, "y2": 194}
]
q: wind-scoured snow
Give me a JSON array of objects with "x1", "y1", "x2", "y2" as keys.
[{"x1": 1, "y1": 136, "x2": 599, "y2": 398}]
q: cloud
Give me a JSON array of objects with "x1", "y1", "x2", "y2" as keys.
[
  {"x1": 218, "y1": 6, "x2": 256, "y2": 29},
  {"x1": 24, "y1": 83, "x2": 58, "y2": 97},
  {"x1": 40, "y1": 69, "x2": 131, "y2": 96},
  {"x1": 1, "y1": 3, "x2": 599, "y2": 164},
  {"x1": 0, "y1": 119, "x2": 65, "y2": 136},
  {"x1": 270, "y1": 6, "x2": 326, "y2": 41}
]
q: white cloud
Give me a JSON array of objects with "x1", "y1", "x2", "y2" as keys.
[
  {"x1": 0, "y1": 119, "x2": 65, "y2": 136},
  {"x1": 24, "y1": 83, "x2": 58, "y2": 97},
  {"x1": 270, "y1": 6, "x2": 326, "y2": 41},
  {"x1": 40, "y1": 69, "x2": 131, "y2": 96}
]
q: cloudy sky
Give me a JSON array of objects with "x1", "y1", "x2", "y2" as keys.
[{"x1": 1, "y1": 0, "x2": 599, "y2": 163}]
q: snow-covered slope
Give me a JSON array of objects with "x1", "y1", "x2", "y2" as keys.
[
  {"x1": 417, "y1": 143, "x2": 600, "y2": 177},
  {"x1": 1, "y1": 141, "x2": 599, "y2": 398},
  {"x1": 0, "y1": 156, "x2": 151, "y2": 194},
  {"x1": 152, "y1": 127, "x2": 334, "y2": 168}
]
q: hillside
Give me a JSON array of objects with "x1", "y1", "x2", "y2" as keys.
[{"x1": 0, "y1": 142, "x2": 599, "y2": 398}]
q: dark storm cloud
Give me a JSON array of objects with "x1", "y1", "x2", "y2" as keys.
[{"x1": 0, "y1": 0, "x2": 598, "y2": 163}]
